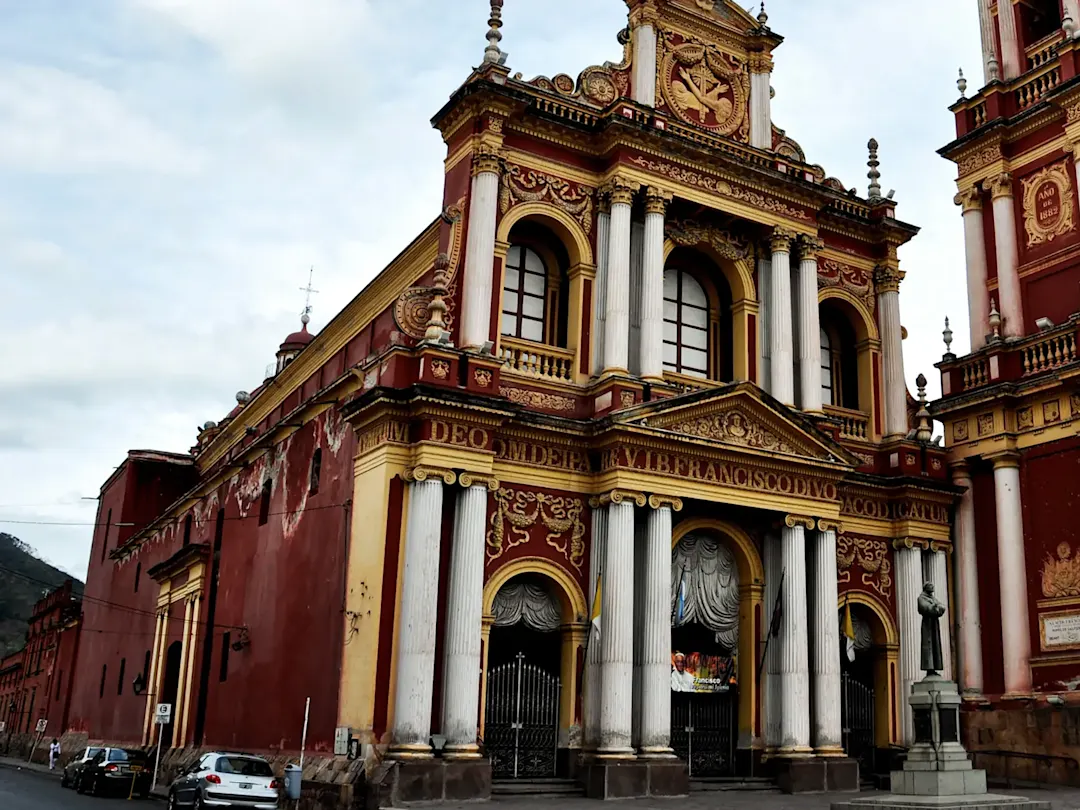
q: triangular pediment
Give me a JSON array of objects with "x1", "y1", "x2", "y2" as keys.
[
  {"x1": 614, "y1": 384, "x2": 857, "y2": 467},
  {"x1": 664, "y1": 0, "x2": 760, "y2": 33}
]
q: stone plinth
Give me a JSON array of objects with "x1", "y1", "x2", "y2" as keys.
[{"x1": 580, "y1": 760, "x2": 688, "y2": 799}]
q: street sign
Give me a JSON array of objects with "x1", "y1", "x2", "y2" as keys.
[
  {"x1": 35, "y1": 719, "x2": 47, "y2": 734},
  {"x1": 155, "y1": 703, "x2": 172, "y2": 725}
]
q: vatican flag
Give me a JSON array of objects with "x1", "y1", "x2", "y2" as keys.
[
  {"x1": 590, "y1": 575, "x2": 602, "y2": 639},
  {"x1": 842, "y1": 594, "x2": 857, "y2": 662}
]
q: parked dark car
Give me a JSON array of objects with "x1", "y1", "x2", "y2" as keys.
[
  {"x1": 60, "y1": 746, "x2": 104, "y2": 788},
  {"x1": 72, "y1": 747, "x2": 151, "y2": 797}
]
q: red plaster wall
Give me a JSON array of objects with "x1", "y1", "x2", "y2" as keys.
[{"x1": 1023, "y1": 259, "x2": 1080, "y2": 331}]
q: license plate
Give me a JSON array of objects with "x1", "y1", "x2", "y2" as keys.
[
  {"x1": 240, "y1": 783, "x2": 252, "y2": 790},
  {"x1": 130, "y1": 766, "x2": 143, "y2": 773}
]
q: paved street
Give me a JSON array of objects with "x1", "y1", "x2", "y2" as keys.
[{"x1": 0, "y1": 762, "x2": 156, "y2": 809}]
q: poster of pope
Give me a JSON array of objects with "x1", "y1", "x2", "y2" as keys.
[{"x1": 670, "y1": 651, "x2": 736, "y2": 693}]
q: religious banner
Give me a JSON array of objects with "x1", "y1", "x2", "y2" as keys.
[{"x1": 670, "y1": 651, "x2": 736, "y2": 693}]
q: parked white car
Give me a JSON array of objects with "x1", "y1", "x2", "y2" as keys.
[{"x1": 166, "y1": 752, "x2": 279, "y2": 810}]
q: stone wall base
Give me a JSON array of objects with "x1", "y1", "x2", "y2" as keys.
[
  {"x1": 580, "y1": 760, "x2": 689, "y2": 799},
  {"x1": 368, "y1": 759, "x2": 492, "y2": 807},
  {"x1": 962, "y1": 706, "x2": 1080, "y2": 787},
  {"x1": 770, "y1": 756, "x2": 860, "y2": 794}
]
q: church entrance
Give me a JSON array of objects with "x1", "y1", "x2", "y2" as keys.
[
  {"x1": 484, "y1": 576, "x2": 563, "y2": 779},
  {"x1": 839, "y1": 600, "x2": 887, "y2": 775}
]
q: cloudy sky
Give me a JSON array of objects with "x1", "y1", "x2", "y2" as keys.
[{"x1": 1, "y1": 0, "x2": 982, "y2": 579}]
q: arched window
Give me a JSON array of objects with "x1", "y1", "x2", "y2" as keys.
[
  {"x1": 820, "y1": 327, "x2": 835, "y2": 406},
  {"x1": 663, "y1": 269, "x2": 709, "y2": 378},
  {"x1": 501, "y1": 245, "x2": 547, "y2": 343}
]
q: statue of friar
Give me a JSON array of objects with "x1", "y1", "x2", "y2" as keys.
[{"x1": 917, "y1": 582, "x2": 946, "y2": 675}]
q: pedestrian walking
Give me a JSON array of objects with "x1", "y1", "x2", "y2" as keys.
[{"x1": 48, "y1": 739, "x2": 60, "y2": 770}]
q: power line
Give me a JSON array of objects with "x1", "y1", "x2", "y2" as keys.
[{"x1": 0, "y1": 501, "x2": 349, "y2": 529}]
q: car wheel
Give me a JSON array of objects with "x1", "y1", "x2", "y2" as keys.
[
  {"x1": 193, "y1": 793, "x2": 204, "y2": 810},
  {"x1": 75, "y1": 775, "x2": 86, "y2": 794},
  {"x1": 166, "y1": 791, "x2": 177, "y2": 810},
  {"x1": 89, "y1": 775, "x2": 99, "y2": 796},
  {"x1": 60, "y1": 773, "x2": 67, "y2": 789}
]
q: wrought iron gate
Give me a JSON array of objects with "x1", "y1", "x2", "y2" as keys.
[
  {"x1": 841, "y1": 672, "x2": 875, "y2": 774},
  {"x1": 484, "y1": 652, "x2": 560, "y2": 779},
  {"x1": 670, "y1": 691, "x2": 736, "y2": 777}
]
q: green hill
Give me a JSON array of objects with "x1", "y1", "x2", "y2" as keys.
[{"x1": 0, "y1": 533, "x2": 84, "y2": 658}]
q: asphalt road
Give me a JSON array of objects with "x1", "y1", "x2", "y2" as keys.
[{"x1": 0, "y1": 763, "x2": 156, "y2": 809}]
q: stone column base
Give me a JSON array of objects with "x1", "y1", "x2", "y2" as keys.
[
  {"x1": 369, "y1": 759, "x2": 492, "y2": 806},
  {"x1": 581, "y1": 760, "x2": 688, "y2": 799},
  {"x1": 771, "y1": 756, "x2": 860, "y2": 793}
]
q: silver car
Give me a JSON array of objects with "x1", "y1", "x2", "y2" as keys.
[{"x1": 167, "y1": 752, "x2": 279, "y2": 809}]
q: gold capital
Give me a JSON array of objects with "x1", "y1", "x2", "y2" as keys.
[
  {"x1": 747, "y1": 51, "x2": 774, "y2": 74},
  {"x1": 797, "y1": 234, "x2": 825, "y2": 261},
  {"x1": 472, "y1": 144, "x2": 503, "y2": 177},
  {"x1": 648, "y1": 494, "x2": 684, "y2": 511},
  {"x1": 604, "y1": 176, "x2": 639, "y2": 207},
  {"x1": 817, "y1": 519, "x2": 843, "y2": 534},
  {"x1": 988, "y1": 172, "x2": 1013, "y2": 201},
  {"x1": 599, "y1": 489, "x2": 647, "y2": 507},
  {"x1": 628, "y1": 0, "x2": 660, "y2": 27},
  {"x1": 459, "y1": 472, "x2": 500, "y2": 491},
  {"x1": 644, "y1": 187, "x2": 672, "y2": 216},
  {"x1": 784, "y1": 515, "x2": 816, "y2": 530},
  {"x1": 873, "y1": 264, "x2": 902, "y2": 294},
  {"x1": 404, "y1": 466, "x2": 457, "y2": 485},
  {"x1": 769, "y1": 227, "x2": 795, "y2": 254},
  {"x1": 954, "y1": 184, "x2": 983, "y2": 213},
  {"x1": 892, "y1": 537, "x2": 930, "y2": 551}
]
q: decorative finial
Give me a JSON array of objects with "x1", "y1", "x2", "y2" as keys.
[
  {"x1": 484, "y1": 0, "x2": 506, "y2": 65},
  {"x1": 988, "y1": 298, "x2": 1002, "y2": 342},
  {"x1": 867, "y1": 138, "x2": 882, "y2": 201},
  {"x1": 957, "y1": 68, "x2": 968, "y2": 99},
  {"x1": 915, "y1": 374, "x2": 933, "y2": 443},
  {"x1": 987, "y1": 56, "x2": 1000, "y2": 82},
  {"x1": 299, "y1": 267, "x2": 318, "y2": 329},
  {"x1": 424, "y1": 254, "x2": 452, "y2": 342},
  {"x1": 942, "y1": 317, "x2": 955, "y2": 360},
  {"x1": 758, "y1": 1, "x2": 768, "y2": 26}
]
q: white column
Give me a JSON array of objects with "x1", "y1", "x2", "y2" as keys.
[
  {"x1": 603, "y1": 183, "x2": 635, "y2": 373},
  {"x1": 461, "y1": 150, "x2": 501, "y2": 349},
  {"x1": 592, "y1": 208, "x2": 611, "y2": 374},
  {"x1": 976, "y1": 0, "x2": 999, "y2": 82},
  {"x1": 763, "y1": 531, "x2": 780, "y2": 750},
  {"x1": 628, "y1": 221, "x2": 645, "y2": 376},
  {"x1": 640, "y1": 498, "x2": 678, "y2": 758},
  {"x1": 796, "y1": 237, "x2": 824, "y2": 412},
  {"x1": 441, "y1": 476, "x2": 492, "y2": 758},
  {"x1": 1067, "y1": 0, "x2": 1080, "y2": 37},
  {"x1": 640, "y1": 189, "x2": 668, "y2": 381},
  {"x1": 391, "y1": 470, "x2": 451, "y2": 756},
  {"x1": 951, "y1": 462, "x2": 984, "y2": 697},
  {"x1": 778, "y1": 517, "x2": 812, "y2": 755},
  {"x1": 631, "y1": 519, "x2": 645, "y2": 749},
  {"x1": 993, "y1": 453, "x2": 1032, "y2": 697},
  {"x1": 630, "y1": 10, "x2": 657, "y2": 107},
  {"x1": 759, "y1": 256, "x2": 772, "y2": 392},
  {"x1": 599, "y1": 494, "x2": 638, "y2": 758},
  {"x1": 956, "y1": 186, "x2": 991, "y2": 351},
  {"x1": 809, "y1": 525, "x2": 843, "y2": 755},
  {"x1": 584, "y1": 503, "x2": 607, "y2": 750},
  {"x1": 996, "y1": 0, "x2": 1021, "y2": 79},
  {"x1": 927, "y1": 548, "x2": 953, "y2": 682},
  {"x1": 769, "y1": 229, "x2": 795, "y2": 406},
  {"x1": 990, "y1": 174, "x2": 1024, "y2": 338},
  {"x1": 876, "y1": 267, "x2": 908, "y2": 437},
  {"x1": 749, "y1": 53, "x2": 773, "y2": 149},
  {"x1": 895, "y1": 541, "x2": 924, "y2": 745}
]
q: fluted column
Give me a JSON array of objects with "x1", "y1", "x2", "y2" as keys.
[
  {"x1": 442, "y1": 474, "x2": 496, "y2": 758},
  {"x1": 584, "y1": 501, "x2": 608, "y2": 750},
  {"x1": 762, "y1": 530, "x2": 780, "y2": 751},
  {"x1": 640, "y1": 188, "x2": 670, "y2": 381},
  {"x1": 796, "y1": 236, "x2": 824, "y2": 412},
  {"x1": 599, "y1": 491, "x2": 643, "y2": 758},
  {"x1": 875, "y1": 265, "x2": 907, "y2": 437},
  {"x1": 992, "y1": 452, "x2": 1032, "y2": 697},
  {"x1": 778, "y1": 516, "x2": 812, "y2": 755},
  {"x1": 391, "y1": 468, "x2": 453, "y2": 757},
  {"x1": 759, "y1": 255, "x2": 772, "y2": 392},
  {"x1": 926, "y1": 545, "x2": 953, "y2": 682},
  {"x1": 996, "y1": 0, "x2": 1021, "y2": 79},
  {"x1": 629, "y1": 2, "x2": 658, "y2": 107},
  {"x1": 592, "y1": 206, "x2": 611, "y2": 374},
  {"x1": 810, "y1": 523, "x2": 843, "y2": 755},
  {"x1": 989, "y1": 174, "x2": 1024, "y2": 338},
  {"x1": 894, "y1": 540, "x2": 925, "y2": 745},
  {"x1": 640, "y1": 496, "x2": 681, "y2": 758},
  {"x1": 977, "y1": 0, "x2": 999, "y2": 81},
  {"x1": 951, "y1": 462, "x2": 984, "y2": 697},
  {"x1": 748, "y1": 51, "x2": 773, "y2": 150},
  {"x1": 769, "y1": 229, "x2": 795, "y2": 406},
  {"x1": 603, "y1": 180, "x2": 636, "y2": 374},
  {"x1": 956, "y1": 186, "x2": 991, "y2": 350},
  {"x1": 461, "y1": 148, "x2": 502, "y2": 349}
]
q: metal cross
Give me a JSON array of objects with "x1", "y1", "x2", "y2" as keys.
[{"x1": 300, "y1": 267, "x2": 319, "y2": 321}]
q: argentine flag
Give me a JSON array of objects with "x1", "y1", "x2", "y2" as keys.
[{"x1": 675, "y1": 567, "x2": 689, "y2": 625}]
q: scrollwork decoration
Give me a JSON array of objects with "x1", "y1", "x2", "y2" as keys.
[
  {"x1": 486, "y1": 486, "x2": 587, "y2": 573},
  {"x1": 837, "y1": 535, "x2": 893, "y2": 599}
]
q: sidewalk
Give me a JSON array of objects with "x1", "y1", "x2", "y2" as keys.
[{"x1": 0, "y1": 755, "x2": 169, "y2": 800}]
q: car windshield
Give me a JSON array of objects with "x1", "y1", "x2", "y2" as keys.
[
  {"x1": 86, "y1": 748, "x2": 103, "y2": 759},
  {"x1": 216, "y1": 757, "x2": 273, "y2": 777}
]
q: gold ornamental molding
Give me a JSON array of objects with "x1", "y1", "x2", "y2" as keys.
[
  {"x1": 598, "y1": 489, "x2": 648, "y2": 507},
  {"x1": 837, "y1": 535, "x2": 892, "y2": 599},
  {"x1": 1021, "y1": 161, "x2": 1075, "y2": 248},
  {"x1": 665, "y1": 218, "x2": 751, "y2": 260},
  {"x1": 486, "y1": 486, "x2": 587, "y2": 573},
  {"x1": 784, "y1": 515, "x2": 816, "y2": 530},
  {"x1": 770, "y1": 227, "x2": 796, "y2": 252},
  {"x1": 657, "y1": 29, "x2": 749, "y2": 140},
  {"x1": 404, "y1": 466, "x2": 457, "y2": 485},
  {"x1": 459, "y1": 472, "x2": 500, "y2": 491},
  {"x1": 647, "y1": 494, "x2": 684, "y2": 511},
  {"x1": 955, "y1": 143, "x2": 1004, "y2": 178},
  {"x1": 499, "y1": 162, "x2": 595, "y2": 236}
]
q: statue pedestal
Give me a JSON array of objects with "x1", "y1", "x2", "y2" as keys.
[{"x1": 831, "y1": 676, "x2": 1050, "y2": 810}]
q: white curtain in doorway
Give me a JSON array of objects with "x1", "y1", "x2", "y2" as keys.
[
  {"x1": 492, "y1": 581, "x2": 562, "y2": 632},
  {"x1": 839, "y1": 608, "x2": 874, "y2": 651},
  {"x1": 671, "y1": 533, "x2": 741, "y2": 650}
]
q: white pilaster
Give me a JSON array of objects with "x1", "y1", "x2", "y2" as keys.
[
  {"x1": 895, "y1": 542, "x2": 924, "y2": 745},
  {"x1": 640, "y1": 498, "x2": 678, "y2": 757},
  {"x1": 631, "y1": 14, "x2": 657, "y2": 107},
  {"x1": 441, "y1": 476, "x2": 493, "y2": 757},
  {"x1": 748, "y1": 53, "x2": 773, "y2": 150},
  {"x1": 990, "y1": 174, "x2": 1024, "y2": 338},
  {"x1": 763, "y1": 531, "x2": 780, "y2": 750},
  {"x1": 391, "y1": 471, "x2": 451, "y2": 756},
  {"x1": 996, "y1": 0, "x2": 1022, "y2": 79},
  {"x1": 951, "y1": 463, "x2": 984, "y2": 697},
  {"x1": 993, "y1": 454, "x2": 1032, "y2": 697},
  {"x1": 976, "y1": 0, "x2": 999, "y2": 82},
  {"x1": 603, "y1": 183, "x2": 634, "y2": 373},
  {"x1": 640, "y1": 190, "x2": 668, "y2": 381},
  {"x1": 778, "y1": 518, "x2": 812, "y2": 755},
  {"x1": 461, "y1": 151, "x2": 501, "y2": 349},
  {"x1": 956, "y1": 186, "x2": 991, "y2": 351},
  {"x1": 599, "y1": 495, "x2": 639, "y2": 757},
  {"x1": 796, "y1": 237, "x2": 824, "y2": 412},
  {"x1": 592, "y1": 209, "x2": 611, "y2": 374},
  {"x1": 584, "y1": 503, "x2": 608, "y2": 750},
  {"x1": 769, "y1": 229, "x2": 795, "y2": 406},
  {"x1": 628, "y1": 221, "x2": 645, "y2": 377},
  {"x1": 926, "y1": 548, "x2": 953, "y2": 682},
  {"x1": 876, "y1": 267, "x2": 907, "y2": 437},
  {"x1": 809, "y1": 525, "x2": 843, "y2": 755},
  {"x1": 1067, "y1": 0, "x2": 1080, "y2": 37},
  {"x1": 759, "y1": 256, "x2": 772, "y2": 392}
]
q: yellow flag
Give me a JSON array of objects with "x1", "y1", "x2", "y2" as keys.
[
  {"x1": 590, "y1": 575, "x2": 602, "y2": 637},
  {"x1": 842, "y1": 595, "x2": 856, "y2": 662}
]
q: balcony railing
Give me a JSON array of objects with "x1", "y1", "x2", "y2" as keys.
[
  {"x1": 958, "y1": 356, "x2": 990, "y2": 391},
  {"x1": 662, "y1": 371, "x2": 718, "y2": 395},
  {"x1": 1026, "y1": 30, "x2": 1064, "y2": 71},
  {"x1": 824, "y1": 405, "x2": 871, "y2": 442},
  {"x1": 498, "y1": 337, "x2": 576, "y2": 384},
  {"x1": 1021, "y1": 330, "x2": 1078, "y2": 376},
  {"x1": 1015, "y1": 63, "x2": 1061, "y2": 111}
]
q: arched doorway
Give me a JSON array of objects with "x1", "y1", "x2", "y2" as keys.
[{"x1": 160, "y1": 641, "x2": 183, "y2": 749}]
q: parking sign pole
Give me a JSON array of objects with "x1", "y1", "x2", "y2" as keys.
[{"x1": 152, "y1": 720, "x2": 162, "y2": 791}]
